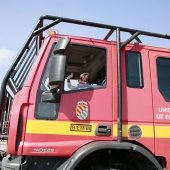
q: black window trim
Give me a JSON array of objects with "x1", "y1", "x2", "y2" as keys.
[
  {"x1": 125, "y1": 50, "x2": 144, "y2": 88},
  {"x1": 156, "y1": 56, "x2": 170, "y2": 102},
  {"x1": 63, "y1": 42, "x2": 108, "y2": 94}
]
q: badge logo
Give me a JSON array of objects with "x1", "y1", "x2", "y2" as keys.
[{"x1": 76, "y1": 101, "x2": 88, "y2": 120}]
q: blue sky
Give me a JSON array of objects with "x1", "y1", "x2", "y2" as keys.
[{"x1": 0, "y1": 0, "x2": 170, "y2": 86}]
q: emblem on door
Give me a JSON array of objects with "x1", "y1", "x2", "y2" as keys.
[{"x1": 76, "y1": 101, "x2": 88, "y2": 120}]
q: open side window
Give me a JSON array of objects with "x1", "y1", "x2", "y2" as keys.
[{"x1": 64, "y1": 44, "x2": 106, "y2": 92}]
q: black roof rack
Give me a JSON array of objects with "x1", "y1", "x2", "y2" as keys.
[{"x1": 41, "y1": 15, "x2": 170, "y2": 40}]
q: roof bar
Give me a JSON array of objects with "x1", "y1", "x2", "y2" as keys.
[
  {"x1": 41, "y1": 15, "x2": 170, "y2": 40},
  {"x1": 121, "y1": 32, "x2": 141, "y2": 49},
  {"x1": 104, "y1": 29, "x2": 116, "y2": 40}
]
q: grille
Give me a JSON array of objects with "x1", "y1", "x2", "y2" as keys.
[{"x1": 128, "y1": 125, "x2": 142, "y2": 139}]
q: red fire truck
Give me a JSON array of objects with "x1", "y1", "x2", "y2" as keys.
[{"x1": 0, "y1": 15, "x2": 169, "y2": 169}]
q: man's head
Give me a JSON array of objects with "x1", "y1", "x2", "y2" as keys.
[{"x1": 78, "y1": 73, "x2": 90, "y2": 84}]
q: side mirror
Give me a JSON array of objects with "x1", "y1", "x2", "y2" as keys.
[
  {"x1": 49, "y1": 54, "x2": 66, "y2": 86},
  {"x1": 42, "y1": 37, "x2": 70, "y2": 103},
  {"x1": 53, "y1": 37, "x2": 70, "y2": 54}
]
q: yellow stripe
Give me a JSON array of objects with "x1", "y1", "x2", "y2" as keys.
[
  {"x1": 26, "y1": 120, "x2": 170, "y2": 138},
  {"x1": 26, "y1": 120, "x2": 97, "y2": 136},
  {"x1": 155, "y1": 126, "x2": 170, "y2": 138},
  {"x1": 113, "y1": 124, "x2": 154, "y2": 138}
]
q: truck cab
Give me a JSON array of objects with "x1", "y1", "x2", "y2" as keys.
[{"x1": 0, "y1": 15, "x2": 169, "y2": 170}]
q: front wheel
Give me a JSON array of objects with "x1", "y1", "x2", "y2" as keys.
[{"x1": 75, "y1": 149, "x2": 160, "y2": 170}]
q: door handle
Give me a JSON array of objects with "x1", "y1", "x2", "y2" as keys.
[{"x1": 95, "y1": 124, "x2": 111, "y2": 136}]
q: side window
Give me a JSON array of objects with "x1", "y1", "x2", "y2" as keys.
[
  {"x1": 35, "y1": 45, "x2": 59, "y2": 120},
  {"x1": 157, "y1": 57, "x2": 170, "y2": 102},
  {"x1": 125, "y1": 51, "x2": 143, "y2": 88},
  {"x1": 64, "y1": 44, "x2": 106, "y2": 92}
]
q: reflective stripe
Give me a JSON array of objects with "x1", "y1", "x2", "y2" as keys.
[
  {"x1": 26, "y1": 120, "x2": 97, "y2": 136},
  {"x1": 113, "y1": 124, "x2": 154, "y2": 138},
  {"x1": 26, "y1": 120, "x2": 170, "y2": 138},
  {"x1": 155, "y1": 126, "x2": 170, "y2": 138}
]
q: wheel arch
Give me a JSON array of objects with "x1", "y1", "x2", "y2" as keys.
[{"x1": 57, "y1": 141, "x2": 162, "y2": 170}]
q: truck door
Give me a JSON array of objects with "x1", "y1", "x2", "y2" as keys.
[
  {"x1": 149, "y1": 50, "x2": 170, "y2": 158},
  {"x1": 59, "y1": 41, "x2": 113, "y2": 141},
  {"x1": 120, "y1": 46, "x2": 154, "y2": 153},
  {"x1": 24, "y1": 39, "x2": 113, "y2": 156}
]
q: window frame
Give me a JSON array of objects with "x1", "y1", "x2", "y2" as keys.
[
  {"x1": 125, "y1": 51, "x2": 144, "y2": 88},
  {"x1": 156, "y1": 56, "x2": 170, "y2": 102},
  {"x1": 63, "y1": 43, "x2": 107, "y2": 93}
]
